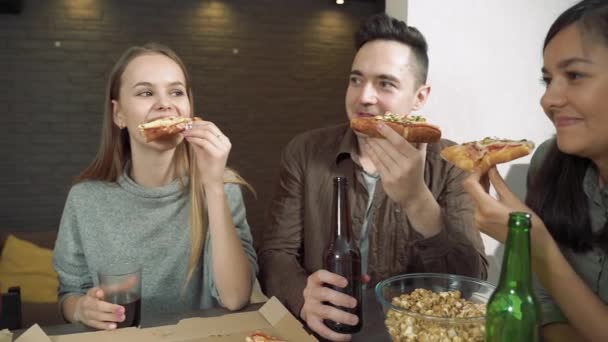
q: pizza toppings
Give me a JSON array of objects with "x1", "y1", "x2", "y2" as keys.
[
  {"x1": 350, "y1": 112, "x2": 442, "y2": 143},
  {"x1": 440, "y1": 138, "x2": 535, "y2": 173},
  {"x1": 373, "y1": 112, "x2": 428, "y2": 124}
]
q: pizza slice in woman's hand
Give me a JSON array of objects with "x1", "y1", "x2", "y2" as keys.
[
  {"x1": 138, "y1": 116, "x2": 201, "y2": 142},
  {"x1": 440, "y1": 137, "x2": 535, "y2": 174}
]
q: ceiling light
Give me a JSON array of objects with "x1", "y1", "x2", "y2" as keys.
[{"x1": 336, "y1": 0, "x2": 344, "y2": 4}]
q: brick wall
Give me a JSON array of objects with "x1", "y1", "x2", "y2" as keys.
[{"x1": 0, "y1": 0, "x2": 382, "y2": 246}]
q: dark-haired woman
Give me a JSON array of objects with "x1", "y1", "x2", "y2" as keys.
[{"x1": 464, "y1": 0, "x2": 608, "y2": 341}]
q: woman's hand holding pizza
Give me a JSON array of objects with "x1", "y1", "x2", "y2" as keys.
[
  {"x1": 182, "y1": 118, "x2": 231, "y2": 188},
  {"x1": 463, "y1": 167, "x2": 547, "y2": 244}
]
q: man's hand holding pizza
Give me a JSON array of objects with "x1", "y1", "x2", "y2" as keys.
[{"x1": 362, "y1": 121, "x2": 443, "y2": 238}]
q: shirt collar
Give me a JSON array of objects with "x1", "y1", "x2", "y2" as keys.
[
  {"x1": 583, "y1": 164, "x2": 607, "y2": 204},
  {"x1": 335, "y1": 126, "x2": 360, "y2": 166}
]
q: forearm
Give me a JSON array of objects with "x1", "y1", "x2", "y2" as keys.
[
  {"x1": 401, "y1": 187, "x2": 442, "y2": 238},
  {"x1": 533, "y1": 228, "x2": 608, "y2": 341},
  {"x1": 206, "y1": 184, "x2": 252, "y2": 310},
  {"x1": 61, "y1": 294, "x2": 83, "y2": 323},
  {"x1": 259, "y1": 251, "x2": 308, "y2": 316},
  {"x1": 543, "y1": 323, "x2": 586, "y2": 342}
]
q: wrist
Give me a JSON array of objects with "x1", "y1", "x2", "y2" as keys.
[
  {"x1": 72, "y1": 295, "x2": 84, "y2": 323},
  {"x1": 204, "y1": 183, "x2": 225, "y2": 197},
  {"x1": 400, "y1": 186, "x2": 433, "y2": 214}
]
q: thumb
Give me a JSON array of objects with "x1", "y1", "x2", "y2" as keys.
[
  {"x1": 416, "y1": 142, "x2": 428, "y2": 152},
  {"x1": 88, "y1": 287, "x2": 105, "y2": 300},
  {"x1": 462, "y1": 171, "x2": 493, "y2": 205},
  {"x1": 488, "y1": 168, "x2": 518, "y2": 203}
]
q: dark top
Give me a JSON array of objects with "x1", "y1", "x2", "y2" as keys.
[{"x1": 259, "y1": 123, "x2": 488, "y2": 315}]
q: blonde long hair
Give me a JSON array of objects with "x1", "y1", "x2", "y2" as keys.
[{"x1": 74, "y1": 43, "x2": 252, "y2": 285}]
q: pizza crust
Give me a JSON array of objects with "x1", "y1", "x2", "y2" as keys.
[{"x1": 350, "y1": 118, "x2": 441, "y2": 143}]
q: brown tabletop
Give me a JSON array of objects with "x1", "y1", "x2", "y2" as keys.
[{"x1": 14, "y1": 288, "x2": 390, "y2": 341}]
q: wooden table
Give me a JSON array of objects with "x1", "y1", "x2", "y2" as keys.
[{"x1": 14, "y1": 289, "x2": 391, "y2": 341}]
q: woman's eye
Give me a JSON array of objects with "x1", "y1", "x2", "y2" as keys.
[
  {"x1": 138, "y1": 91, "x2": 152, "y2": 97},
  {"x1": 565, "y1": 71, "x2": 585, "y2": 81},
  {"x1": 540, "y1": 76, "x2": 551, "y2": 86},
  {"x1": 171, "y1": 90, "x2": 185, "y2": 96},
  {"x1": 349, "y1": 76, "x2": 361, "y2": 85}
]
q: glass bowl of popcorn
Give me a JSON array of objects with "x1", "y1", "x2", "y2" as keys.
[{"x1": 375, "y1": 273, "x2": 495, "y2": 342}]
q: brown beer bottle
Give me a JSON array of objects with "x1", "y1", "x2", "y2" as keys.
[{"x1": 323, "y1": 176, "x2": 362, "y2": 334}]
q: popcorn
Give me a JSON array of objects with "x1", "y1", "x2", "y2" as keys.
[{"x1": 384, "y1": 289, "x2": 486, "y2": 342}]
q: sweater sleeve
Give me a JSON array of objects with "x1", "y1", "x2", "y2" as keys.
[
  {"x1": 207, "y1": 183, "x2": 258, "y2": 303},
  {"x1": 53, "y1": 186, "x2": 93, "y2": 310}
]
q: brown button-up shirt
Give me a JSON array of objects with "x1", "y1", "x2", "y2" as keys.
[{"x1": 259, "y1": 123, "x2": 488, "y2": 315}]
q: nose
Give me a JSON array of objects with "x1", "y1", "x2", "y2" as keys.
[
  {"x1": 540, "y1": 80, "x2": 567, "y2": 113},
  {"x1": 358, "y1": 83, "x2": 378, "y2": 105},
  {"x1": 154, "y1": 93, "x2": 173, "y2": 111}
]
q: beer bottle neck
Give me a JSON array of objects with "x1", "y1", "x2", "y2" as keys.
[
  {"x1": 332, "y1": 180, "x2": 352, "y2": 241},
  {"x1": 498, "y1": 225, "x2": 533, "y2": 289}
]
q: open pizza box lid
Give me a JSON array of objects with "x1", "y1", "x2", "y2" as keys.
[{"x1": 13, "y1": 297, "x2": 317, "y2": 342}]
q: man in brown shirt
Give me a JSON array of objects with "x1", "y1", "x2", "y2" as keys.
[{"x1": 259, "y1": 13, "x2": 487, "y2": 341}]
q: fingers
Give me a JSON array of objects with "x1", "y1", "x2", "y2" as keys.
[
  {"x1": 487, "y1": 167, "x2": 518, "y2": 203},
  {"x1": 375, "y1": 123, "x2": 418, "y2": 154},
  {"x1": 308, "y1": 316, "x2": 353, "y2": 341},
  {"x1": 78, "y1": 288, "x2": 125, "y2": 330},
  {"x1": 308, "y1": 269, "x2": 348, "y2": 288},
  {"x1": 183, "y1": 119, "x2": 231, "y2": 152},
  {"x1": 363, "y1": 139, "x2": 396, "y2": 176},
  {"x1": 462, "y1": 171, "x2": 494, "y2": 205},
  {"x1": 301, "y1": 270, "x2": 358, "y2": 341}
]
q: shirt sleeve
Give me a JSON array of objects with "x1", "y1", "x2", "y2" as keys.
[
  {"x1": 410, "y1": 160, "x2": 489, "y2": 279},
  {"x1": 258, "y1": 140, "x2": 310, "y2": 316},
  {"x1": 53, "y1": 186, "x2": 93, "y2": 314},
  {"x1": 208, "y1": 183, "x2": 259, "y2": 303}
]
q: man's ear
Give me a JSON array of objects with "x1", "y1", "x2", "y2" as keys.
[
  {"x1": 112, "y1": 99, "x2": 124, "y2": 128},
  {"x1": 412, "y1": 84, "x2": 431, "y2": 111}
]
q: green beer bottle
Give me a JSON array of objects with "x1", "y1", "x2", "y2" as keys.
[{"x1": 486, "y1": 212, "x2": 540, "y2": 342}]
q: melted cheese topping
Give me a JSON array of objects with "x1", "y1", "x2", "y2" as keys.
[{"x1": 373, "y1": 112, "x2": 427, "y2": 124}]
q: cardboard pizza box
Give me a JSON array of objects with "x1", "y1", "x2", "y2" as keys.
[{"x1": 14, "y1": 297, "x2": 317, "y2": 342}]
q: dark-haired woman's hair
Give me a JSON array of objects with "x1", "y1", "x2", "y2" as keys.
[
  {"x1": 527, "y1": 0, "x2": 608, "y2": 252},
  {"x1": 354, "y1": 13, "x2": 429, "y2": 87},
  {"x1": 526, "y1": 141, "x2": 594, "y2": 251},
  {"x1": 544, "y1": 0, "x2": 608, "y2": 50}
]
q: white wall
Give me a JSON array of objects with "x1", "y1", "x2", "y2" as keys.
[{"x1": 387, "y1": 0, "x2": 577, "y2": 284}]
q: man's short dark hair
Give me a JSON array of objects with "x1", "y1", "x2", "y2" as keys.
[{"x1": 355, "y1": 13, "x2": 429, "y2": 87}]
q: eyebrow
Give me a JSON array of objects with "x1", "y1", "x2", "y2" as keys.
[
  {"x1": 541, "y1": 57, "x2": 593, "y2": 73},
  {"x1": 132, "y1": 81, "x2": 185, "y2": 88},
  {"x1": 350, "y1": 70, "x2": 400, "y2": 83}
]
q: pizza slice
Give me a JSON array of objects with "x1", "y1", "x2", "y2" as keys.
[
  {"x1": 440, "y1": 137, "x2": 535, "y2": 173},
  {"x1": 137, "y1": 116, "x2": 197, "y2": 142},
  {"x1": 350, "y1": 112, "x2": 441, "y2": 143},
  {"x1": 245, "y1": 330, "x2": 285, "y2": 342}
]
